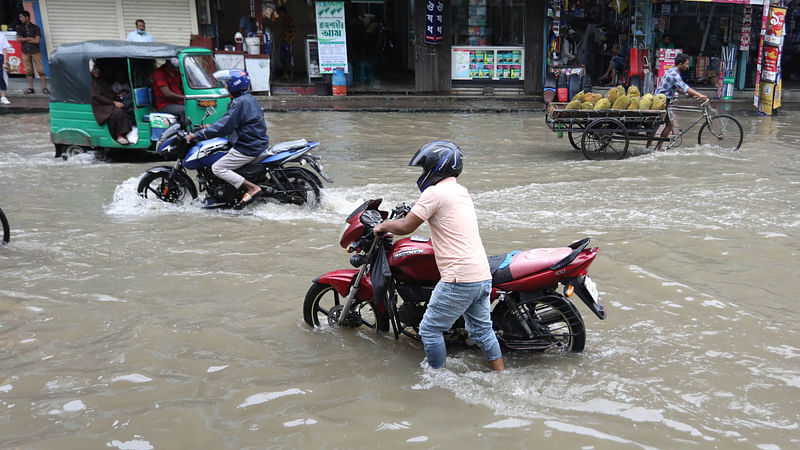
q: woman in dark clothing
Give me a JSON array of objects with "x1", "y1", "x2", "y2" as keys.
[{"x1": 91, "y1": 63, "x2": 132, "y2": 145}]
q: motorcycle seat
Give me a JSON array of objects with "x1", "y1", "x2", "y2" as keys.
[
  {"x1": 489, "y1": 247, "x2": 574, "y2": 285},
  {"x1": 268, "y1": 139, "x2": 308, "y2": 155}
]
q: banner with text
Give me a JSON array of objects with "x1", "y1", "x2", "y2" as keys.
[
  {"x1": 424, "y1": 0, "x2": 444, "y2": 44},
  {"x1": 315, "y1": 1, "x2": 348, "y2": 73}
]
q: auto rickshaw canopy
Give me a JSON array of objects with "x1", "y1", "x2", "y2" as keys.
[{"x1": 49, "y1": 40, "x2": 189, "y2": 104}]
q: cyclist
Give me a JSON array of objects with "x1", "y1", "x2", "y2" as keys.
[{"x1": 653, "y1": 53, "x2": 708, "y2": 151}]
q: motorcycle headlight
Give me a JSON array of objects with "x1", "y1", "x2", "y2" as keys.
[{"x1": 349, "y1": 254, "x2": 367, "y2": 268}]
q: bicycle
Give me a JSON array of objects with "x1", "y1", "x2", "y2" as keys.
[
  {"x1": 0, "y1": 207, "x2": 9, "y2": 244},
  {"x1": 658, "y1": 99, "x2": 744, "y2": 152}
]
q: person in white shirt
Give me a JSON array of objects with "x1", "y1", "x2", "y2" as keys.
[
  {"x1": 1, "y1": 31, "x2": 11, "y2": 104},
  {"x1": 126, "y1": 19, "x2": 154, "y2": 43}
]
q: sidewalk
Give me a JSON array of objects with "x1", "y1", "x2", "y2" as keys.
[{"x1": 1, "y1": 74, "x2": 795, "y2": 115}]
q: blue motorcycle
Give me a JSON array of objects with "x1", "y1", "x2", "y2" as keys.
[{"x1": 137, "y1": 122, "x2": 332, "y2": 209}]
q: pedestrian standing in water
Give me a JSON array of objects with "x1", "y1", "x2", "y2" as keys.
[{"x1": 373, "y1": 141, "x2": 505, "y2": 372}]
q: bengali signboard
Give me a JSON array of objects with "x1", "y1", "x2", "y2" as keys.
[
  {"x1": 315, "y1": 1, "x2": 348, "y2": 74},
  {"x1": 424, "y1": 0, "x2": 444, "y2": 44}
]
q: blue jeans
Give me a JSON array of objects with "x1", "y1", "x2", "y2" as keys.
[{"x1": 419, "y1": 280, "x2": 502, "y2": 368}]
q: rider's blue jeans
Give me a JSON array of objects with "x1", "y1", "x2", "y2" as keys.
[{"x1": 419, "y1": 279, "x2": 502, "y2": 368}]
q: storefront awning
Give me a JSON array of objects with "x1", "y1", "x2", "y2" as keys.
[{"x1": 684, "y1": 0, "x2": 766, "y2": 4}]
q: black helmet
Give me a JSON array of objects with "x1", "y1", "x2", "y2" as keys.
[{"x1": 409, "y1": 140, "x2": 463, "y2": 192}]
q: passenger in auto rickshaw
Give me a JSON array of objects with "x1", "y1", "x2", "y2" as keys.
[
  {"x1": 90, "y1": 60, "x2": 134, "y2": 145},
  {"x1": 152, "y1": 57, "x2": 185, "y2": 123}
]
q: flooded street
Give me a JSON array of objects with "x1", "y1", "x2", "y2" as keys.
[{"x1": 1, "y1": 107, "x2": 798, "y2": 449}]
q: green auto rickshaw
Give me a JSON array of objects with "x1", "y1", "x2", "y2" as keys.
[{"x1": 49, "y1": 40, "x2": 231, "y2": 159}]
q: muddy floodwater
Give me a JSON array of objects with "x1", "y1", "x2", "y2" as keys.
[{"x1": 1, "y1": 107, "x2": 799, "y2": 449}]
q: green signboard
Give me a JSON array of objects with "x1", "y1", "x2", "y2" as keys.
[{"x1": 314, "y1": 1, "x2": 348, "y2": 74}]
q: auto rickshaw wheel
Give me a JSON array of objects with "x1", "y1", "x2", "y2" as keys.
[{"x1": 57, "y1": 144, "x2": 89, "y2": 160}]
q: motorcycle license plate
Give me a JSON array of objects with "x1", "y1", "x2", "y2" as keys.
[{"x1": 583, "y1": 276, "x2": 599, "y2": 302}]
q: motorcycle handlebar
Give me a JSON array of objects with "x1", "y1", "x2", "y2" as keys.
[{"x1": 391, "y1": 203, "x2": 412, "y2": 219}]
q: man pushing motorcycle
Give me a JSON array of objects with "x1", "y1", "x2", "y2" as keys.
[
  {"x1": 372, "y1": 141, "x2": 505, "y2": 372},
  {"x1": 186, "y1": 69, "x2": 267, "y2": 208}
]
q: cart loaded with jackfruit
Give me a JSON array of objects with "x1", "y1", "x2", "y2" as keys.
[{"x1": 546, "y1": 85, "x2": 670, "y2": 160}]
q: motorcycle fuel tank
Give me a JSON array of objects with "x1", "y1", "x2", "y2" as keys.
[
  {"x1": 184, "y1": 138, "x2": 230, "y2": 170},
  {"x1": 389, "y1": 236, "x2": 439, "y2": 282}
]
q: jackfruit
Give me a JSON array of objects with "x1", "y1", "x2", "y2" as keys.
[
  {"x1": 612, "y1": 95, "x2": 631, "y2": 110},
  {"x1": 594, "y1": 98, "x2": 611, "y2": 110},
  {"x1": 581, "y1": 101, "x2": 594, "y2": 110},
  {"x1": 590, "y1": 93, "x2": 603, "y2": 104},
  {"x1": 627, "y1": 85, "x2": 641, "y2": 97},
  {"x1": 616, "y1": 85, "x2": 626, "y2": 98},
  {"x1": 566, "y1": 99, "x2": 582, "y2": 110},
  {"x1": 627, "y1": 96, "x2": 640, "y2": 110},
  {"x1": 571, "y1": 90, "x2": 585, "y2": 102},
  {"x1": 651, "y1": 93, "x2": 668, "y2": 110},
  {"x1": 605, "y1": 88, "x2": 619, "y2": 105},
  {"x1": 639, "y1": 96, "x2": 653, "y2": 110}
]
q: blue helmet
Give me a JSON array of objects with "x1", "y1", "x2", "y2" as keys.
[
  {"x1": 214, "y1": 69, "x2": 250, "y2": 95},
  {"x1": 409, "y1": 140, "x2": 463, "y2": 192}
]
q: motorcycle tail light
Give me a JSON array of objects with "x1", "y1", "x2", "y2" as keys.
[{"x1": 564, "y1": 285, "x2": 575, "y2": 297}]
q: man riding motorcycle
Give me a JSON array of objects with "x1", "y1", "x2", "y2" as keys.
[{"x1": 186, "y1": 69, "x2": 267, "y2": 208}]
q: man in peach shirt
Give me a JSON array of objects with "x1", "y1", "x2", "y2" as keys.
[{"x1": 373, "y1": 141, "x2": 505, "y2": 371}]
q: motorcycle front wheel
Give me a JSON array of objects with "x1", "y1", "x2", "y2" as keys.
[
  {"x1": 137, "y1": 171, "x2": 197, "y2": 204},
  {"x1": 1, "y1": 207, "x2": 9, "y2": 244},
  {"x1": 303, "y1": 282, "x2": 389, "y2": 332},
  {"x1": 493, "y1": 294, "x2": 586, "y2": 353}
]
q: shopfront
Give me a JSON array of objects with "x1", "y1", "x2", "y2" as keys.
[
  {"x1": 450, "y1": 0, "x2": 526, "y2": 86},
  {"x1": 550, "y1": 0, "x2": 788, "y2": 105}
]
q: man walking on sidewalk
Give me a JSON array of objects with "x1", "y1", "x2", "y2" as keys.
[{"x1": 17, "y1": 11, "x2": 48, "y2": 96}]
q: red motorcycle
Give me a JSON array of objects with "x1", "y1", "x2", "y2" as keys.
[{"x1": 303, "y1": 199, "x2": 606, "y2": 353}]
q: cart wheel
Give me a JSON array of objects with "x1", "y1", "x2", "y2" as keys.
[
  {"x1": 568, "y1": 132, "x2": 581, "y2": 151},
  {"x1": 581, "y1": 118, "x2": 629, "y2": 160}
]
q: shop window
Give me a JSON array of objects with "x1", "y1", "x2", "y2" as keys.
[{"x1": 452, "y1": 0, "x2": 524, "y2": 46}]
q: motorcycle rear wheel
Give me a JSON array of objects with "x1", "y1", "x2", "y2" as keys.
[
  {"x1": 493, "y1": 294, "x2": 586, "y2": 352},
  {"x1": 303, "y1": 282, "x2": 389, "y2": 332},
  {"x1": 276, "y1": 170, "x2": 321, "y2": 207},
  {"x1": 137, "y1": 172, "x2": 197, "y2": 204}
]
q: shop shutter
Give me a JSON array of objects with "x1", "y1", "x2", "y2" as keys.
[
  {"x1": 41, "y1": 0, "x2": 196, "y2": 52},
  {"x1": 42, "y1": 0, "x2": 121, "y2": 51},
  {"x1": 121, "y1": 0, "x2": 197, "y2": 46}
]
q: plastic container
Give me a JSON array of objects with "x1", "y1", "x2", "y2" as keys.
[
  {"x1": 332, "y1": 68, "x2": 347, "y2": 96},
  {"x1": 245, "y1": 37, "x2": 261, "y2": 55}
]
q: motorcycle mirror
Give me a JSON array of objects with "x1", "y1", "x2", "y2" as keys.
[
  {"x1": 360, "y1": 209, "x2": 383, "y2": 227},
  {"x1": 202, "y1": 107, "x2": 216, "y2": 125}
]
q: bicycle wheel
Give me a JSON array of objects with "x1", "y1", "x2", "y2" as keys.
[
  {"x1": 697, "y1": 114, "x2": 743, "y2": 151},
  {"x1": 0, "y1": 207, "x2": 9, "y2": 244}
]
